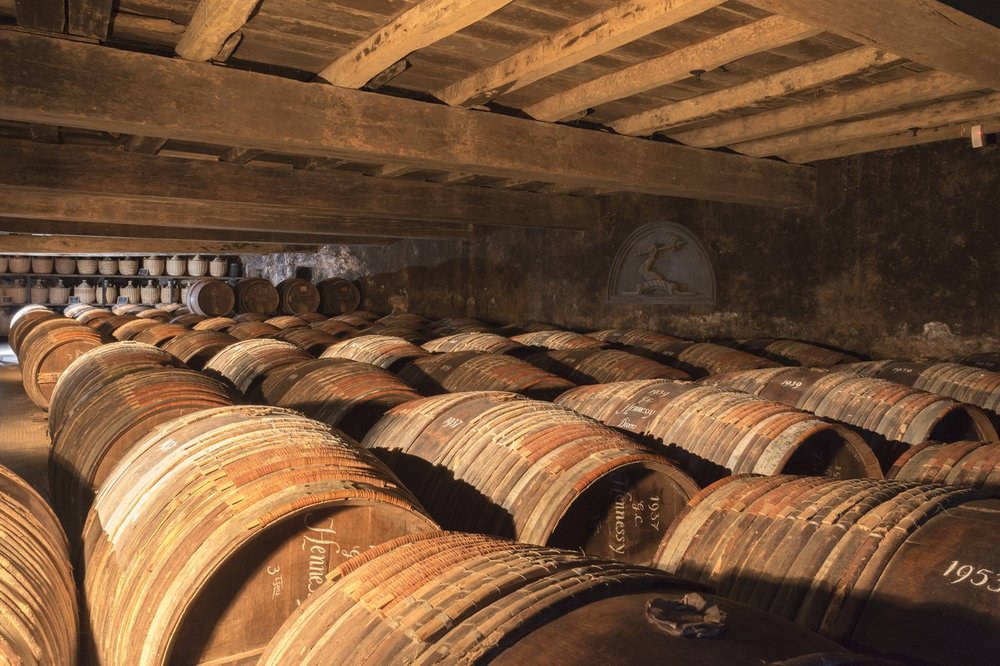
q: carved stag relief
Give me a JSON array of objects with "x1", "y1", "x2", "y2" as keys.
[{"x1": 608, "y1": 222, "x2": 716, "y2": 305}]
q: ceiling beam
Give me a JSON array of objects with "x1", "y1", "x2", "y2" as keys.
[
  {"x1": 0, "y1": 139, "x2": 597, "y2": 230},
  {"x1": 0, "y1": 235, "x2": 314, "y2": 255},
  {"x1": 175, "y1": 0, "x2": 260, "y2": 61},
  {"x1": 0, "y1": 218, "x2": 394, "y2": 246},
  {"x1": 781, "y1": 117, "x2": 1000, "y2": 164},
  {"x1": 672, "y1": 69, "x2": 983, "y2": 149},
  {"x1": 14, "y1": 0, "x2": 64, "y2": 32},
  {"x1": 433, "y1": 0, "x2": 728, "y2": 107},
  {"x1": 743, "y1": 0, "x2": 1000, "y2": 92},
  {"x1": 68, "y1": 0, "x2": 115, "y2": 40},
  {"x1": 219, "y1": 146, "x2": 264, "y2": 164},
  {"x1": 123, "y1": 135, "x2": 169, "y2": 155},
  {"x1": 316, "y1": 0, "x2": 515, "y2": 88},
  {"x1": 0, "y1": 30, "x2": 814, "y2": 208},
  {"x1": 731, "y1": 91, "x2": 1000, "y2": 157},
  {"x1": 524, "y1": 15, "x2": 821, "y2": 122},
  {"x1": 611, "y1": 46, "x2": 903, "y2": 136}
]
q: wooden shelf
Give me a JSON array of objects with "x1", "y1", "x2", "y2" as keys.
[{"x1": 1, "y1": 272, "x2": 240, "y2": 282}]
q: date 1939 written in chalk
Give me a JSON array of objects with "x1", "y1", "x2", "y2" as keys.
[{"x1": 941, "y1": 560, "x2": 1000, "y2": 592}]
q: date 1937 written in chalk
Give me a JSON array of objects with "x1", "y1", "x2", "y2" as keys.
[{"x1": 941, "y1": 560, "x2": 1000, "y2": 592}]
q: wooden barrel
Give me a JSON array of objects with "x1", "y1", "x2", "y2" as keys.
[
  {"x1": 499, "y1": 320, "x2": 561, "y2": 335},
  {"x1": 888, "y1": 440, "x2": 1000, "y2": 491},
  {"x1": 234, "y1": 277, "x2": 279, "y2": 315},
  {"x1": 132, "y1": 322, "x2": 191, "y2": 347},
  {"x1": 203, "y1": 339, "x2": 312, "y2": 401},
  {"x1": 259, "y1": 531, "x2": 856, "y2": 666},
  {"x1": 426, "y1": 316, "x2": 493, "y2": 337},
  {"x1": 297, "y1": 312, "x2": 327, "y2": 323},
  {"x1": 82, "y1": 406, "x2": 436, "y2": 666},
  {"x1": 49, "y1": 368, "x2": 236, "y2": 540},
  {"x1": 135, "y1": 308, "x2": 171, "y2": 321},
  {"x1": 525, "y1": 348, "x2": 691, "y2": 384},
  {"x1": 362, "y1": 392, "x2": 698, "y2": 564},
  {"x1": 654, "y1": 475, "x2": 1000, "y2": 664},
  {"x1": 704, "y1": 367, "x2": 999, "y2": 472},
  {"x1": 266, "y1": 315, "x2": 309, "y2": 330},
  {"x1": 316, "y1": 277, "x2": 360, "y2": 315},
  {"x1": 375, "y1": 312, "x2": 429, "y2": 328},
  {"x1": 111, "y1": 318, "x2": 160, "y2": 341},
  {"x1": 227, "y1": 321, "x2": 280, "y2": 340},
  {"x1": 276, "y1": 277, "x2": 320, "y2": 315},
  {"x1": 63, "y1": 302, "x2": 99, "y2": 319},
  {"x1": 159, "y1": 304, "x2": 186, "y2": 314},
  {"x1": 945, "y1": 351, "x2": 1000, "y2": 373},
  {"x1": 589, "y1": 328, "x2": 687, "y2": 353},
  {"x1": 558, "y1": 380, "x2": 881, "y2": 486},
  {"x1": 512, "y1": 329, "x2": 607, "y2": 350},
  {"x1": 422, "y1": 332, "x2": 525, "y2": 354},
  {"x1": 111, "y1": 303, "x2": 151, "y2": 316},
  {"x1": 321, "y1": 334, "x2": 429, "y2": 371},
  {"x1": 47, "y1": 341, "x2": 185, "y2": 442},
  {"x1": 332, "y1": 313, "x2": 375, "y2": 329},
  {"x1": 309, "y1": 318, "x2": 358, "y2": 339},
  {"x1": 160, "y1": 330, "x2": 238, "y2": 370},
  {"x1": 76, "y1": 308, "x2": 114, "y2": 328},
  {"x1": 0, "y1": 465, "x2": 78, "y2": 666},
  {"x1": 399, "y1": 350, "x2": 576, "y2": 401},
  {"x1": 356, "y1": 323, "x2": 427, "y2": 343},
  {"x1": 168, "y1": 313, "x2": 208, "y2": 327},
  {"x1": 736, "y1": 338, "x2": 862, "y2": 367},
  {"x1": 186, "y1": 278, "x2": 236, "y2": 316},
  {"x1": 91, "y1": 313, "x2": 138, "y2": 338},
  {"x1": 273, "y1": 327, "x2": 340, "y2": 355},
  {"x1": 232, "y1": 312, "x2": 270, "y2": 323},
  {"x1": 18, "y1": 320, "x2": 104, "y2": 409},
  {"x1": 191, "y1": 316, "x2": 238, "y2": 332},
  {"x1": 261, "y1": 358, "x2": 420, "y2": 440},
  {"x1": 9, "y1": 306, "x2": 60, "y2": 356}
]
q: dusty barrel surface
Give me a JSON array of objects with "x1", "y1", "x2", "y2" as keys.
[
  {"x1": 47, "y1": 341, "x2": 186, "y2": 441},
  {"x1": 426, "y1": 316, "x2": 495, "y2": 337},
  {"x1": 315, "y1": 277, "x2": 360, "y2": 315},
  {"x1": 169, "y1": 313, "x2": 208, "y2": 327},
  {"x1": 261, "y1": 357, "x2": 421, "y2": 440},
  {"x1": 160, "y1": 330, "x2": 238, "y2": 370},
  {"x1": 272, "y1": 326, "x2": 340, "y2": 355},
  {"x1": 0, "y1": 465, "x2": 78, "y2": 666},
  {"x1": 17, "y1": 319, "x2": 105, "y2": 410},
  {"x1": 362, "y1": 392, "x2": 698, "y2": 564},
  {"x1": 91, "y1": 313, "x2": 138, "y2": 337},
  {"x1": 276, "y1": 277, "x2": 320, "y2": 314},
  {"x1": 558, "y1": 380, "x2": 881, "y2": 486},
  {"x1": 654, "y1": 475, "x2": 1000, "y2": 665},
  {"x1": 265, "y1": 315, "x2": 308, "y2": 330},
  {"x1": 132, "y1": 322, "x2": 192, "y2": 347},
  {"x1": 322, "y1": 334, "x2": 429, "y2": 371},
  {"x1": 399, "y1": 350, "x2": 576, "y2": 400},
  {"x1": 736, "y1": 338, "x2": 862, "y2": 367},
  {"x1": 82, "y1": 406, "x2": 436, "y2": 666},
  {"x1": 234, "y1": 277, "x2": 279, "y2": 314},
  {"x1": 704, "y1": 367, "x2": 998, "y2": 471},
  {"x1": 191, "y1": 316, "x2": 237, "y2": 332},
  {"x1": 8, "y1": 305, "x2": 58, "y2": 356},
  {"x1": 111, "y1": 317, "x2": 160, "y2": 341},
  {"x1": 49, "y1": 368, "x2": 237, "y2": 540},
  {"x1": 227, "y1": 320, "x2": 280, "y2": 340},
  {"x1": 203, "y1": 338, "x2": 312, "y2": 402},
  {"x1": 259, "y1": 531, "x2": 859, "y2": 666},
  {"x1": 888, "y1": 440, "x2": 1000, "y2": 491},
  {"x1": 525, "y1": 348, "x2": 691, "y2": 384},
  {"x1": 422, "y1": 331, "x2": 526, "y2": 354},
  {"x1": 185, "y1": 278, "x2": 236, "y2": 316},
  {"x1": 590, "y1": 329, "x2": 778, "y2": 378},
  {"x1": 512, "y1": 329, "x2": 608, "y2": 350},
  {"x1": 946, "y1": 352, "x2": 1000, "y2": 373},
  {"x1": 309, "y1": 318, "x2": 359, "y2": 339}
]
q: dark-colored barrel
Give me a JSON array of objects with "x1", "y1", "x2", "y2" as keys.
[
  {"x1": 322, "y1": 334, "x2": 429, "y2": 371},
  {"x1": 309, "y1": 318, "x2": 359, "y2": 339},
  {"x1": 260, "y1": 532, "x2": 860, "y2": 666},
  {"x1": 232, "y1": 311, "x2": 271, "y2": 323},
  {"x1": 160, "y1": 330, "x2": 238, "y2": 371},
  {"x1": 525, "y1": 348, "x2": 691, "y2": 384},
  {"x1": 234, "y1": 277, "x2": 279, "y2": 314},
  {"x1": 654, "y1": 475, "x2": 1000, "y2": 665},
  {"x1": 191, "y1": 316, "x2": 238, "y2": 332},
  {"x1": 316, "y1": 277, "x2": 360, "y2": 315},
  {"x1": 591, "y1": 329, "x2": 779, "y2": 377},
  {"x1": 91, "y1": 314, "x2": 139, "y2": 338},
  {"x1": 558, "y1": 380, "x2": 881, "y2": 486},
  {"x1": 277, "y1": 277, "x2": 320, "y2": 314},
  {"x1": 203, "y1": 338, "x2": 312, "y2": 402},
  {"x1": 399, "y1": 350, "x2": 575, "y2": 401},
  {"x1": 272, "y1": 326, "x2": 340, "y2": 355},
  {"x1": 512, "y1": 329, "x2": 608, "y2": 350},
  {"x1": 736, "y1": 338, "x2": 862, "y2": 367},
  {"x1": 132, "y1": 322, "x2": 192, "y2": 347},
  {"x1": 265, "y1": 315, "x2": 309, "y2": 330},
  {"x1": 362, "y1": 392, "x2": 699, "y2": 564},
  {"x1": 82, "y1": 406, "x2": 436, "y2": 666},
  {"x1": 227, "y1": 321, "x2": 280, "y2": 340},
  {"x1": 426, "y1": 316, "x2": 494, "y2": 337},
  {"x1": 888, "y1": 440, "x2": 1000, "y2": 491}
]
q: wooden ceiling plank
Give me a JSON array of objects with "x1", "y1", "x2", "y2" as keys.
[
  {"x1": 175, "y1": 0, "x2": 260, "y2": 61},
  {"x1": 124, "y1": 135, "x2": 169, "y2": 155},
  {"x1": 673, "y1": 69, "x2": 984, "y2": 148},
  {"x1": 317, "y1": 0, "x2": 515, "y2": 88},
  {"x1": 0, "y1": 31, "x2": 814, "y2": 208},
  {"x1": 743, "y1": 0, "x2": 1000, "y2": 92},
  {"x1": 219, "y1": 146, "x2": 264, "y2": 164},
  {"x1": 0, "y1": 139, "x2": 596, "y2": 230},
  {"x1": 524, "y1": 15, "x2": 821, "y2": 122},
  {"x1": 0, "y1": 218, "x2": 393, "y2": 245},
  {"x1": 433, "y1": 0, "x2": 730, "y2": 107},
  {"x1": 611, "y1": 46, "x2": 904, "y2": 136},
  {"x1": 68, "y1": 0, "x2": 114, "y2": 40},
  {"x1": 780, "y1": 116, "x2": 1000, "y2": 163},
  {"x1": 0, "y1": 235, "x2": 318, "y2": 255},
  {"x1": 370, "y1": 163, "x2": 418, "y2": 178},
  {"x1": 29, "y1": 124, "x2": 60, "y2": 144},
  {"x1": 14, "y1": 0, "x2": 64, "y2": 32},
  {"x1": 730, "y1": 91, "x2": 1000, "y2": 157}
]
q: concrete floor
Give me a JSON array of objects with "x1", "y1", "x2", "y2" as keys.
[{"x1": 0, "y1": 340, "x2": 51, "y2": 497}]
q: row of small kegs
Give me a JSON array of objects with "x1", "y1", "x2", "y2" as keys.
[{"x1": 4, "y1": 303, "x2": 1000, "y2": 665}]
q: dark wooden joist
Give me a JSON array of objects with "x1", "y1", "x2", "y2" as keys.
[
  {"x1": 0, "y1": 30, "x2": 816, "y2": 208},
  {"x1": 0, "y1": 139, "x2": 597, "y2": 230},
  {"x1": 68, "y1": 0, "x2": 115, "y2": 40},
  {"x1": 14, "y1": 0, "x2": 64, "y2": 32},
  {"x1": 0, "y1": 218, "x2": 393, "y2": 246},
  {"x1": 0, "y1": 234, "x2": 311, "y2": 255}
]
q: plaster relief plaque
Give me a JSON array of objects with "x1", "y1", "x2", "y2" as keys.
[{"x1": 607, "y1": 222, "x2": 716, "y2": 305}]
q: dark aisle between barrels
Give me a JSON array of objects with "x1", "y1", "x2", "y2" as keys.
[{"x1": 0, "y1": 341, "x2": 50, "y2": 497}]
